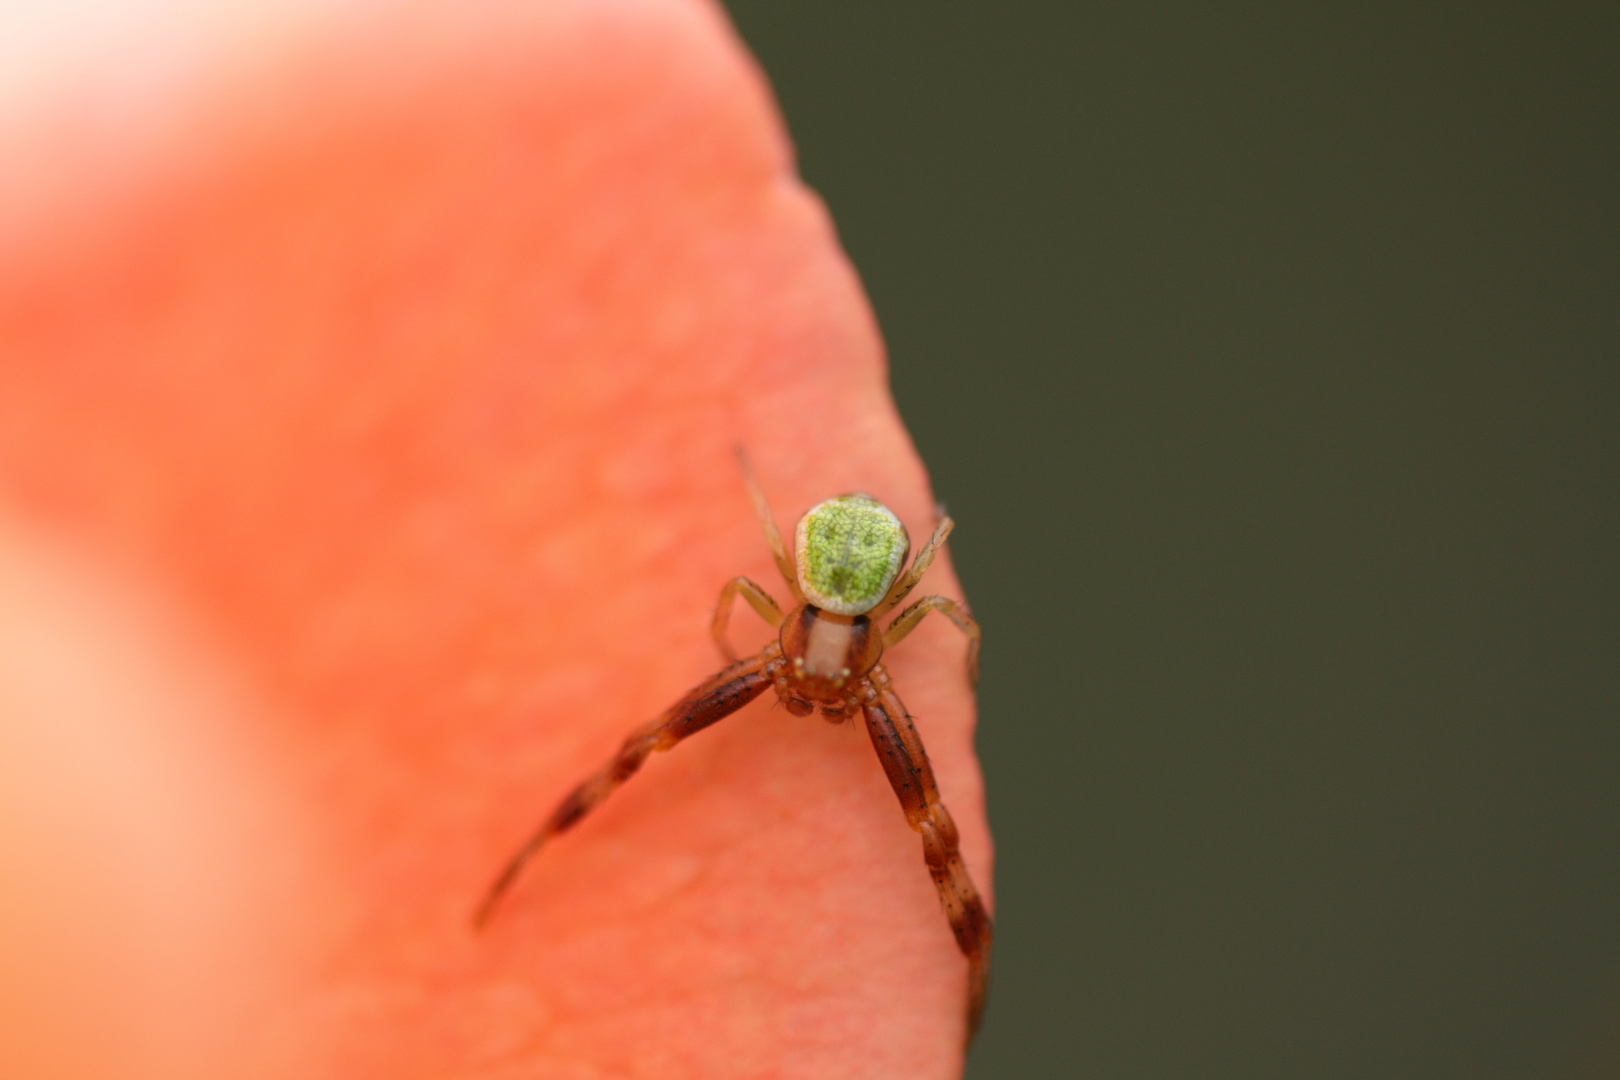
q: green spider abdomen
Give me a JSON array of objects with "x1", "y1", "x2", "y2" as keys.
[{"x1": 793, "y1": 493, "x2": 910, "y2": 615}]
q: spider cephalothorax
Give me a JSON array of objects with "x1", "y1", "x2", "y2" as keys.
[{"x1": 477, "y1": 453, "x2": 990, "y2": 1042}]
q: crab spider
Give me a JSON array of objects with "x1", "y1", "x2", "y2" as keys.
[{"x1": 476, "y1": 452, "x2": 992, "y2": 1042}]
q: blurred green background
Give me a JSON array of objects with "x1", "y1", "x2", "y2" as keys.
[{"x1": 719, "y1": 4, "x2": 1619, "y2": 1078}]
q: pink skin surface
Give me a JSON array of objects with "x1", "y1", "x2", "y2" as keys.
[{"x1": 0, "y1": 2, "x2": 990, "y2": 1077}]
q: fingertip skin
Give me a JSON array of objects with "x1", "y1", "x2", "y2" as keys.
[
  {"x1": 0, "y1": 520, "x2": 312, "y2": 1080},
  {"x1": 0, "y1": 2, "x2": 990, "y2": 1077}
]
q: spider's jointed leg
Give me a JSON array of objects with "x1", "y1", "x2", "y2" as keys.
[
  {"x1": 884, "y1": 595, "x2": 982, "y2": 686},
  {"x1": 860, "y1": 664, "x2": 993, "y2": 1043},
  {"x1": 476, "y1": 649, "x2": 779, "y2": 927},
  {"x1": 711, "y1": 576, "x2": 785, "y2": 663},
  {"x1": 872, "y1": 513, "x2": 954, "y2": 617},
  {"x1": 735, "y1": 446, "x2": 804, "y2": 602}
]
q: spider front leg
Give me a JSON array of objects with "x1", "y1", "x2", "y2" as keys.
[
  {"x1": 475, "y1": 648, "x2": 779, "y2": 927},
  {"x1": 710, "y1": 576, "x2": 784, "y2": 663},
  {"x1": 884, "y1": 595, "x2": 981, "y2": 686},
  {"x1": 860, "y1": 664, "x2": 994, "y2": 1044}
]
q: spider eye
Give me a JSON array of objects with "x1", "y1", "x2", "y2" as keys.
[{"x1": 793, "y1": 494, "x2": 910, "y2": 615}]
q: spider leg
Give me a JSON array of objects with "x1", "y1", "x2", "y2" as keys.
[
  {"x1": 859, "y1": 664, "x2": 993, "y2": 1044},
  {"x1": 735, "y1": 446, "x2": 805, "y2": 602},
  {"x1": 872, "y1": 513, "x2": 954, "y2": 617},
  {"x1": 475, "y1": 648, "x2": 778, "y2": 927},
  {"x1": 884, "y1": 595, "x2": 981, "y2": 686},
  {"x1": 710, "y1": 576, "x2": 785, "y2": 663}
]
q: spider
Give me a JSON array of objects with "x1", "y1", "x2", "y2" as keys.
[{"x1": 476, "y1": 452, "x2": 992, "y2": 1042}]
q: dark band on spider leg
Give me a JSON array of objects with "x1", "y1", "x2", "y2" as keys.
[
  {"x1": 861, "y1": 680, "x2": 942, "y2": 826},
  {"x1": 864, "y1": 703, "x2": 930, "y2": 827},
  {"x1": 475, "y1": 658, "x2": 774, "y2": 927},
  {"x1": 659, "y1": 664, "x2": 774, "y2": 742},
  {"x1": 866, "y1": 697, "x2": 991, "y2": 954},
  {"x1": 859, "y1": 682, "x2": 994, "y2": 1041}
]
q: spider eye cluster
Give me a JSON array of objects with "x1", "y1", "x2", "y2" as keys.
[{"x1": 794, "y1": 494, "x2": 910, "y2": 615}]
